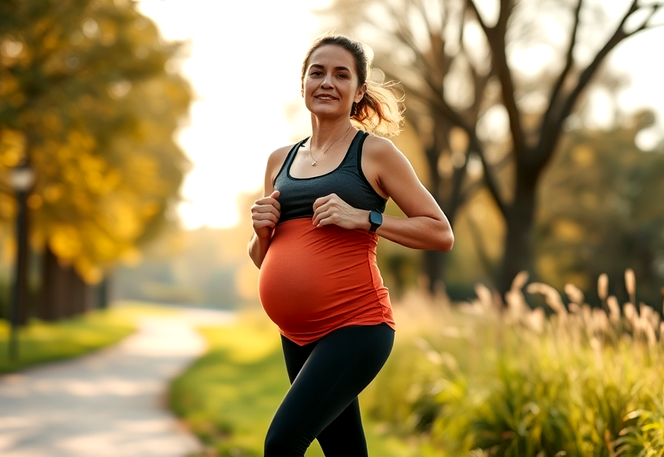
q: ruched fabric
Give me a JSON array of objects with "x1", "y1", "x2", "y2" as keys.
[{"x1": 258, "y1": 218, "x2": 395, "y2": 346}]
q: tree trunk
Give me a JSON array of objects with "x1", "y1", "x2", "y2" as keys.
[
  {"x1": 497, "y1": 176, "x2": 537, "y2": 296},
  {"x1": 38, "y1": 245, "x2": 70, "y2": 321},
  {"x1": 69, "y1": 269, "x2": 90, "y2": 316},
  {"x1": 424, "y1": 250, "x2": 448, "y2": 295},
  {"x1": 38, "y1": 246, "x2": 90, "y2": 320}
]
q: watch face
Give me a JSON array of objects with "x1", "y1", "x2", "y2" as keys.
[{"x1": 370, "y1": 210, "x2": 382, "y2": 226}]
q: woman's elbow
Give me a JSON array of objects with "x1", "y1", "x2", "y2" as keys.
[
  {"x1": 433, "y1": 222, "x2": 454, "y2": 252},
  {"x1": 438, "y1": 231, "x2": 454, "y2": 252}
]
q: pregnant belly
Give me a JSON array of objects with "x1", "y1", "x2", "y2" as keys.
[{"x1": 258, "y1": 218, "x2": 382, "y2": 334}]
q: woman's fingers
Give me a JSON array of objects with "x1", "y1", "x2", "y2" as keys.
[
  {"x1": 251, "y1": 191, "x2": 281, "y2": 233},
  {"x1": 312, "y1": 194, "x2": 360, "y2": 229}
]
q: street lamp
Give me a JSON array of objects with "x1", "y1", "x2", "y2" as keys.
[{"x1": 8, "y1": 160, "x2": 35, "y2": 361}]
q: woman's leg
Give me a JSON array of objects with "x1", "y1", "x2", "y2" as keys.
[
  {"x1": 277, "y1": 336, "x2": 368, "y2": 455},
  {"x1": 264, "y1": 324, "x2": 394, "y2": 457}
]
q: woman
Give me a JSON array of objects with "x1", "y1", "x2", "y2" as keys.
[{"x1": 249, "y1": 34, "x2": 454, "y2": 456}]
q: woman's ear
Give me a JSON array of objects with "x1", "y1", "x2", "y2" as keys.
[{"x1": 354, "y1": 83, "x2": 367, "y2": 103}]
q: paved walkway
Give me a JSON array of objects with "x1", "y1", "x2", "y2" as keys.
[{"x1": 0, "y1": 307, "x2": 235, "y2": 457}]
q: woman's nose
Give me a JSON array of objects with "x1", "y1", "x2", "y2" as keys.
[{"x1": 321, "y1": 74, "x2": 333, "y2": 88}]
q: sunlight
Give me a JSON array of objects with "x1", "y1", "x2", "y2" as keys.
[{"x1": 136, "y1": 0, "x2": 329, "y2": 229}]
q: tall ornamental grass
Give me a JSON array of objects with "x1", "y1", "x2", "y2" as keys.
[{"x1": 361, "y1": 270, "x2": 664, "y2": 456}]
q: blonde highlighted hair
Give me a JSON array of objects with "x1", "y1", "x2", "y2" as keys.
[{"x1": 301, "y1": 34, "x2": 405, "y2": 137}]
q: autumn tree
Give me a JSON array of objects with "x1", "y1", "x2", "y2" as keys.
[
  {"x1": 319, "y1": 0, "x2": 664, "y2": 296},
  {"x1": 0, "y1": 0, "x2": 192, "y2": 319}
]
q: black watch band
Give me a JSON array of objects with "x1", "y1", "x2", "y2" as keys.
[{"x1": 368, "y1": 210, "x2": 383, "y2": 233}]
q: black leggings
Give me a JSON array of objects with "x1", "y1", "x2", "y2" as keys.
[{"x1": 264, "y1": 323, "x2": 395, "y2": 457}]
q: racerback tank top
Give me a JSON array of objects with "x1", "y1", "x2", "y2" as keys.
[{"x1": 273, "y1": 130, "x2": 387, "y2": 222}]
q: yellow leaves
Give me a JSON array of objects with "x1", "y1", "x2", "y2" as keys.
[
  {"x1": 74, "y1": 258, "x2": 103, "y2": 284},
  {"x1": 68, "y1": 130, "x2": 97, "y2": 151},
  {"x1": 572, "y1": 145, "x2": 595, "y2": 167},
  {"x1": 27, "y1": 194, "x2": 42, "y2": 209},
  {"x1": 0, "y1": 0, "x2": 192, "y2": 284},
  {"x1": 42, "y1": 32, "x2": 60, "y2": 52},
  {"x1": 0, "y1": 194, "x2": 15, "y2": 219},
  {"x1": 98, "y1": 17, "x2": 119, "y2": 47},
  {"x1": 0, "y1": 129, "x2": 26, "y2": 166},
  {"x1": 43, "y1": 184, "x2": 64, "y2": 203},
  {"x1": 100, "y1": 197, "x2": 142, "y2": 240},
  {"x1": 108, "y1": 80, "x2": 132, "y2": 99},
  {"x1": 141, "y1": 201, "x2": 160, "y2": 218},
  {"x1": 0, "y1": 71, "x2": 19, "y2": 98},
  {"x1": 552, "y1": 218, "x2": 585, "y2": 242},
  {"x1": 50, "y1": 225, "x2": 83, "y2": 259},
  {"x1": 120, "y1": 247, "x2": 142, "y2": 266},
  {"x1": 43, "y1": 112, "x2": 63, "y2": 134}
]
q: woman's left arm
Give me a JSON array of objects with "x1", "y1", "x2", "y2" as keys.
[{"x1": 364, "y1": 136, "x2": 454, "y2": 252}]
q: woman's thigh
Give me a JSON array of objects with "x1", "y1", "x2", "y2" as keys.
[{"x1": 265, "y1": 324, "x2": 394, "y2": 456}]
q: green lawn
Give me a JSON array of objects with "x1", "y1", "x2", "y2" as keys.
[
  {"x1": 169, "y1": 310, "x2": 421, "y2": 457},
  {"x1": 0, "y1": 301, "x2": 172, "y2": 373}
]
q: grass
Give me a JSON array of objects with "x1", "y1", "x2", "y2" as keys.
[
  {"x1": 359, "y1": 271, "x2": 664, "y2": 456},
  {"x1": 0, "y1": 300, "x2": 174, "y2": 374},
  {"x1": 169, "y1": 309, "x2": 422, "y2": 457}
]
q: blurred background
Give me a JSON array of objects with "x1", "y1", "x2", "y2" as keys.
[{"x1": 1, "y1": 0, "x2": 663, "y2": 324}]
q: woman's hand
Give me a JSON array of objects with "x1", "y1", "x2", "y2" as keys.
[
  {"x1": 312, "y1": 193, "x2": 367, "y2": 230},
  {"x1": 251, "y1": 190, "x2": 281, "y2": 239}
]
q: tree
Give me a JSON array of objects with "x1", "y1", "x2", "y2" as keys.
[
  {"x1": 0, "y1": 0, "x2": 192, "y2": 319},
  {"x1": 318, "y1": 0, "x2": 664, "y2": 296}
]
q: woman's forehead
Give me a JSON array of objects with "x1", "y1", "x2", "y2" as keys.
[{"x1": 307, "y1": 45, "x2": 356, "y2": 69}]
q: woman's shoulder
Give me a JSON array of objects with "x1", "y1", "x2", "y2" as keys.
[
  {"x1": 267, "y1": 140, "x2": 303, "y2": 164},
  {"x1": 362, "y1": 132, "x2": 401, "y2": 158},
  {"x1": 265, "y1": 139, "x2": 307, "y2": 179}
]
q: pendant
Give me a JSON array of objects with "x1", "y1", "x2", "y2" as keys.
[{"x1": 311, "y1": 161, "x2": 317, "y2": 166}]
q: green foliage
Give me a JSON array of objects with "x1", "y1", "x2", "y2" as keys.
[
  {"x1": 361, "y1": 274, "x2": 664, "y2": 456},
  {"x1": 615, "y1": 399, "x2": 664, "y2": 457}
]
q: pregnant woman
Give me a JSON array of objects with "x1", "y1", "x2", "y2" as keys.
[{"x1": 248, "y1": 34, "x2": 454, "y2": 457}]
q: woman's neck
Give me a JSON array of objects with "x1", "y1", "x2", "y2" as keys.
[{"x1": 309, "y1": 117, "x2": 353, "y2": 149}]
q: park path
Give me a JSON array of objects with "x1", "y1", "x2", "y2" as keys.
[{"x1": 0, "y1": 306, "x2": 234, "y2": 457}]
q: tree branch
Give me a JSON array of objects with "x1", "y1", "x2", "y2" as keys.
[
  {"x1": 624, "y1": 2, "x2": 663, "y2": 37},
  {"x1": 536, "y1": 0, "x2": 660, "y2": 170},
  {"x1": 539, "y1": 0, "x2": 584, "y2": 137},
  {"x1": 470, "y1": 133, "x2": 508, "y2": 216},
  {"x1": 465, "y1": 0, "x2": 490, "y2": 34}
]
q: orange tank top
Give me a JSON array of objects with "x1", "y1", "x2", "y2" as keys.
[{"x1": 258, "y1": 218, "x2": 394, "y2": 345}]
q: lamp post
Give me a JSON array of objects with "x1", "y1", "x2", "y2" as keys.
[{"x1": 8, "y1": 160, "x2": 35, "y2": 360}]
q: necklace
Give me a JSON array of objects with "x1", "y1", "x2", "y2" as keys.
[{"x1": 308, "y1": 125, "x2": 352, "y2": 166}]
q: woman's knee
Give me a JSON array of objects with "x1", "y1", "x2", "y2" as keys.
[{"x1": 264, "y1": 424, "x2": 310, "y2": 457}]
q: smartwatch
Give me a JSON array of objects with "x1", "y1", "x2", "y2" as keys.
[{"x1": 368, "y1": 210, "x2": 383, "y2": 233}]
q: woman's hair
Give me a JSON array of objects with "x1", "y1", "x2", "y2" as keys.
[{"x1": 301, "y1": 34, "x2": 405, "y2": 137}]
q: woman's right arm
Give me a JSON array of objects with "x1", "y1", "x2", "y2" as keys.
[{"x1": 247, "y1": 147, "x2": 288, "y2": 268}]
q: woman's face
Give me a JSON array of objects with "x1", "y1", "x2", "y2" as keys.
[{"x1": 302, "y1": 45, "x2": 365, "y2": 118}]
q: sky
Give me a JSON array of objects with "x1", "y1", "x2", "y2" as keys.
[
  {"x1": 136, "y1": 0, "x2": 329, "y2": 229},
  {"x1": 136, "y1": 0, "x2": 664, "y2": 230}
]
